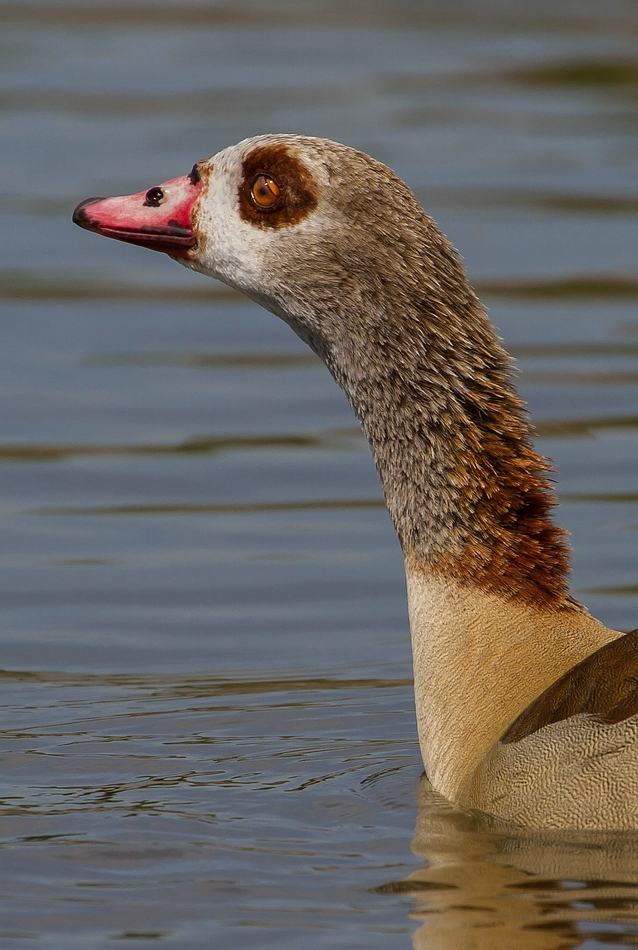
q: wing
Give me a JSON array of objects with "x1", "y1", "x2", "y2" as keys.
[{"x1": 502, "y1": 628, "x2": 638, "y2": 744}]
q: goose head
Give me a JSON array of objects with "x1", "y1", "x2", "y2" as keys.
[{"x1": 73, "y1": 134, "x2": 458, "y2": 367}]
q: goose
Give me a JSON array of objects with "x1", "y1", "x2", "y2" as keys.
[{"x1": 73, "y1": 134, "x2": 638, "y2": 830}]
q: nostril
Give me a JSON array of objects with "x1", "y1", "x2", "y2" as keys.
[{"x1": 144, "y1": 186, "x2": 165, "y2": 207}]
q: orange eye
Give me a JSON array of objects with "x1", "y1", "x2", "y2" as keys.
[{"x1": 250, "y1": 174, "x2": 281, "y2": 209}]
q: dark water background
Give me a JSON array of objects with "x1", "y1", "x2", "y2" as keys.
[{"x1": 1, "y1": 1, "x2": 638, "y2": 947}]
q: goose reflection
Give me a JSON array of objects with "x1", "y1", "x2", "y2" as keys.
[{"x1": 381, "y1": 779, "x2": 638, "y2": 948}]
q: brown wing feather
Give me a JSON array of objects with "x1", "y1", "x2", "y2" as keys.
[{"x1": 502, "y1": 628, "x2": 638, "y2": 744}]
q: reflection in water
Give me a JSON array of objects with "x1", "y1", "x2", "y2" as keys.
[
  {"x1": 417, "y1": 189, "x2": 638, "y2": 214},
  {"x1": 509, "y1": 59, "x2": 638, "y2": 88},
  {"x1": 535, "y1": 416, "x2": 638, "y2": 437},
  {"x1": 477, "y1": 277, "x2": 638, "y2": 300},
  {"x1": 0, "y1": 269, "x2": 239, "y2": 301},
  {"x1": 399, "y1": 780, "x2": 638, "y2": 949},
  {"x1": 4, "y1": 411, "x2": 638, "y2": 468},
  {"x1": 525, "y1": 371, "x2": 638, "y2": 385},
  {"x1": 511, "y1": 344, "x2": 638, "y2": 357},
  {"x1": 84, "y1": 351, "x2": 321, "y2": 367},
  {"x1": 30, "y1": 497, "x2": 385, "y2": 516},
  {"x1": 0, "y1": 430, "x2": 357, "y2": 462},
  {"x1": 3, "y1": 270, "x2": 637, "y2": 301},
  {"x1": 0, "y1": 667, "x2": 411, "y2": 698}
]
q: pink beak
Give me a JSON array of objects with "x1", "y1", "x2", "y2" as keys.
[{"x1": 72, "y1": 168, "x2": 205, "y2": 258}]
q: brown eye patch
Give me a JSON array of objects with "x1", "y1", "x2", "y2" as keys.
[{"x1": 239, "y1": 143, "x2": 318, "y2": 230}]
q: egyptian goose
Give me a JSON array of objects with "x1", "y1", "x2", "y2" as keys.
[{"x1": 73, "y1": 135, "x2": 638, "y2": 830}]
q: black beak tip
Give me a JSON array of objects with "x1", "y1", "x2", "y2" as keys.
[{"x1": 72, "y1": 197, "x2": 105, "y2": 229}]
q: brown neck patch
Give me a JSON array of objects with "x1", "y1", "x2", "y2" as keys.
[
  {"x1": 433, "y1": 431, "x2": 572, "y2": 607},
  {"x1": 402, "y1": 407, "x2": 572, "y2": 608},
  {"x1": 426, "y1": 369, "x2": 572, "y2": 606},
  {"x1": 239, "y1": 144, "x2": 319, "y2": 230}
]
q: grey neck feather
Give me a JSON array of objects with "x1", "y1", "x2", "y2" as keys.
[{"x1": 260, "y1": 166, "x2": 570, "y2": 600}]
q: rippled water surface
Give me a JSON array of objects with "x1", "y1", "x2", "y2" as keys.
[{"x1": 1, "y1": 1, "x2": 638, "y2": 947}]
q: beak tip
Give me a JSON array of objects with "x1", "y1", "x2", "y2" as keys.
[{"x1": 72, "y1": 197, "x2": 105, "y2": 230}]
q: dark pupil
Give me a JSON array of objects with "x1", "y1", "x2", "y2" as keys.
[
  {"x1": 144, "y1": 187, "x2": 164, "y2": 207},
  {"x1": 258, "y1": 180, "x2": 270, "y2": 197}
]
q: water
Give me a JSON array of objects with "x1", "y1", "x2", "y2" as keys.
[{"x1": 1, "y1": 1, "x2": 638, "y2": 946}]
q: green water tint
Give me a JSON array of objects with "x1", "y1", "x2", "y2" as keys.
[
  {"x1": 584, "y1": 585, "x2": 638, "y2": 596},
  {"x1": 3, "y1": 271, "x2": 638, "y2": 300},
  {"x1": 479, "y1": 277, "x2": 638, "y2": 300},
  {"x1": 510, "y1": 59, "x2": 638, "y2": 88},
  {"x1": 0, "y1": 434, "x2": 321, "y2": 462},
  {"x1": 5, "y1": 412, "x2": 638, "y2": 469},
  {"x1": 29, "y1": 497, "x2": 386, "y2": 516},
  {"x1": 84, "y1": 351, "x2": 321, "y2": 368},
  {"x1": 525, "y1": 371, "x2": 638, "y2": 384},
  {"x1": 0, "y1": 270, "x2": 241, "y2": 301},
  {"x1": 511, "y1": 342, "x2": 638, "y2": 357},
  {"x1": 0, "y1": 429, "x2": 364, "y2": 463},
  {"x1": 0, "y1": 668, "x2": 411, "y2": 697},
  {"x1": 419, "y1": 188, "x2": 638, "y2": 213},
  {"x1": 535, "y1": 416, "x2": 638, "y2": 437}
]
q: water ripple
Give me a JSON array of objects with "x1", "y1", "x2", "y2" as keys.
[
  {"x1": 2, "y1": 270, "x2": 637, "y2": 301},
  {"x1": 2, "y1": 429, "x2": 364, "y2": 463},
  {"x1": 29, "y1": 497, "x2": 385, "y2": 517}
]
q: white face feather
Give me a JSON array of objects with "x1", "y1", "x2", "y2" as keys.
[
  {"x1": 185, "y1": 142, "x2": 266, "y2": 291},
  {"x1": 179, "y1": 135, "x2": 332, "y2": 314}
]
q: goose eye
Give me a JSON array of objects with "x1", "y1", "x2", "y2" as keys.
[
  {"x1": 250, "y1": 175, "x2": 281, "y2": 209},
  {"x1": 144, "y1": 186, "x2": 165, "y2": 207}
]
